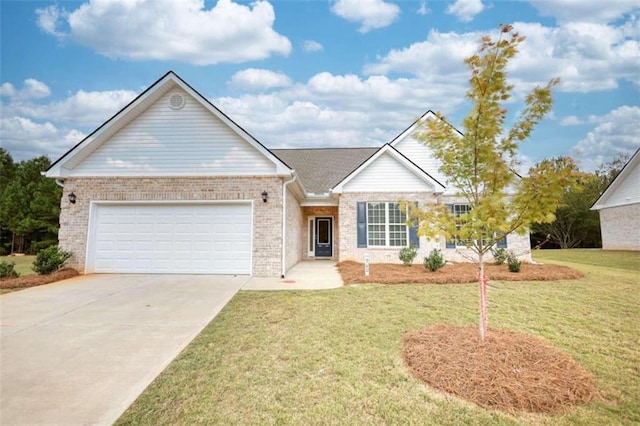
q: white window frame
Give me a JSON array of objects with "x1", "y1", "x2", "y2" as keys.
[{"x1": 366, "y1": 202, "x2": 409, "y2": 248}]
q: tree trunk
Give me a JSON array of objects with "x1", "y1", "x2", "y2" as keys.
[{"x1": 478, "y1": 252, "x2": 488, "y2": 342}]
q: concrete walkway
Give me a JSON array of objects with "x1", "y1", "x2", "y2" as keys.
[
  {"x1": 0, "y1": 274, "x2": 247, "y2": 426},
  {"x1": 242, "y1": 260, "x2": 344, "y2": 290}
]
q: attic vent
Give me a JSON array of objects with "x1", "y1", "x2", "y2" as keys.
[{"x1": 168, "y1": 93, "x2": 186, "y2": 110}]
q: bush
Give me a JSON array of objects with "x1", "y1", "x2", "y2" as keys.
[
  {"x1": 32, "y1": 246, "x2": 72, "y2": 275},
  {"x1": 0, "y1": 261, "x2": 20, "y2": 278},
  {"x1": 507, "y1": 253, "x2": 521, "y2": 273},
  {"x1": 424, "y1": 249, "x2": 446, "y2": 272},
  {"x1": 399, "y1": 244, "x2": 418, "y2": 266},
  {"x1": 492, "y1": 247, "x2": 508, "y2": 265}
]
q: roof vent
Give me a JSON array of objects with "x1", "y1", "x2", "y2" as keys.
[{"x1": 168, "y1": 93, "x2": 186, "y2": 110}]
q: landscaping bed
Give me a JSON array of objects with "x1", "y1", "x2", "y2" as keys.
[
  {"x1": 338, "y1": 260, "x2": 584, "y2": 284},
  {"x1": 0, "y1": 268, "x2": 79, "y2": 291},
  {"x1": 404, "y1": 324, "x2": 599, "y2": 413}
]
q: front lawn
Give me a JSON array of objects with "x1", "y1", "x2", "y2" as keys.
[
  {"x1": 0, "y1": 255, "x2": 36, "y2": 276},
  {"x1": 117, "y1": 251, "x2": 640, "y2": 425}
]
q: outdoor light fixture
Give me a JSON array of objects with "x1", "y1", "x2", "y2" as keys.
[
  {"x1": 262, "y1": 191, "x2": 268, "y2": 203},
  {"x1": 68, "y1": 192, "x2": 77, "y2": 204}
]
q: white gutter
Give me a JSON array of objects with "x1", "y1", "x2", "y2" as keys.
[
  {"x1": 54, "y1": 179, "x2": 65, "y2": 188},
  {"x1": 281, "y1": 172, "x2": 297, "y2": 278}
]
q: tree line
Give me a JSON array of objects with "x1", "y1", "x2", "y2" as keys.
[
  {"x1": 0, "y1": 148, "x2": 61, "y2": 255},
  {"x1": 530, "y1": 154, "x2": 628, "y2": 249}
]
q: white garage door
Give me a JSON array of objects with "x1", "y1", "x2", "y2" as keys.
[{"x1": 88, "y1": 203, "x2": 252, "y2": 274}]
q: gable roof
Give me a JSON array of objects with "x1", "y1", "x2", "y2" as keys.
[
  {"x1": 591, "y1": 147, "x2": 640, "y2": 210},
  {"x1": 272, "y1": 147, "x2": 378, "y2": 194},
  {"x1": 331, "y1": 144, "x2": 446, "y2": 193},
  {"x1": 389, "y1": 110, "x2": 463, "y2": 147},
  {"x1": 46, "y1": 71, "x2": 292, "y2": 177}
]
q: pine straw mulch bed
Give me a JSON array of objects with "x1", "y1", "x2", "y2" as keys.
[
  {"x1": 338, "y1": 261, "x2": 583, "y2": 284},
  {"x1": 0, "y1": 268, "x2": 80, "y2": 290},
  {"x1": 404, "y1": 324, "x2": 600, "y2": 413}
]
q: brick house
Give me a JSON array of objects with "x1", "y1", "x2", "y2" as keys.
[
  {"x1": 45, "y1": 71, "x2": 531, "y2": 277},
  {"x1": 591, "y1": 148, "x2": 640, "y2": 251}
]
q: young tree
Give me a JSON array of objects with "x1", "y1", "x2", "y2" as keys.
[{"x1": 412, "y1": 25, "x2": 572, "y2": 341}]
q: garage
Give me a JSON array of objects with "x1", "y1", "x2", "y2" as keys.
[{"x1": 86, "y1": 202, "x2": 252, "y2": 274}]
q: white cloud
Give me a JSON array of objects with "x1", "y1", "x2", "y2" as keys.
[
  {"x1": 529, "y1": 0, "x2": 639, "y2": 24},
  {"x1": 228, "y1": 69, "x2": 292, "y2": 91},
  {"x1": 35, "y1": 0, "x2": 291, "y2": 65},
  {"x1": 0, "y1": 77, "x2": 136, "y2": 161},
  {"x1": 446, "y1": 0, "x2": 484, "y2": 23},
  {"x1": 7, "y1": 89, "x2": 137, "y2": 127},
  {"x1": 365, "y1": 21, "x2": 640, "y2": 95},
  {"x1": 214, "y1": 70, "x2": 466, "y2": 150},
  {"x1": 417, "y1": 1, "x2": 429, "y2": 16},
  {"x1": 572, "y1": 106, "x2": 640, "y2": 171},
  {"x1": 303, "y1": 40, "x2": 324, "y2": 52},
  {"x1": 330, "y1": 0, "x2": 400, "y2": 33},
  {"x1": 0, "y1": 79, "x2": 51, "y2": 100},
  {"x1": 560, "y1": 115, "x2": 584, "y2": 126},
  {"x1": 36, "y1": 5, "x2": 67, "y2": 38},
  {"x1": 0, "y1": 116, "x2": 86, "y2": 161},
  {"x1": 364, "y1": 29, "x2": 479, "y2": 78}
]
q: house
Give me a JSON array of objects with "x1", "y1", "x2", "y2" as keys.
[
  {"x1": 45, "y1": 71, "x2": 531, "y2": 277},
  {"x1": 591, "y1": 148, "x2": 640, "y2": 251}
]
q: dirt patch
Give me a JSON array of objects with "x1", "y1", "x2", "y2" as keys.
[
  {"x1": 0, "y1": 268, "x2": 80, "y2": 291},
  {"x1": 338, "y1": 261, "x2": 583, "y2": 284},
  {"x1": 404, "y1": 324, "x2": 599, "y2": 413}
]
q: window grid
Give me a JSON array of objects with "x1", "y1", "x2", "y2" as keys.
[
  {"x1": 367, "y1": 202, "x2": 408, "y2": 247},
  {"x1": 452, "y1": 204, "x2": 472, "y2": 246}
]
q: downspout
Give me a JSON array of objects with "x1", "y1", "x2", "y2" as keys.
[
  {"x1": 281, "y1": 172, "x2": 297, "y2": 278},
  {"x1": 55, "y1": 179, "x2": 65, "y2": 188}
]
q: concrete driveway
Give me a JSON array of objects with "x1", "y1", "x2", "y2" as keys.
[{"x1": 0, "y1": 273, "x2": 248, "y2": 426}]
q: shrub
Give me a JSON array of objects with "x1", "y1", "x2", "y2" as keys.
[
  {"x1": 32, "y1": 246, "x2": 72, "y2": 275},
  {"x1": 492, "y1": 247, "x2": 508, "y2": 265},
  {"x1": 507, "y1": 253, "x2": 521, "y2": 273},
  {"x1": 424, "y1": 249, "x2": 446, "y2": 272},
  {"x1": 0, "y1": 261, "x2": 20, "y2": 278},
  {"x1": 399, "y1": 244, "x2": 418, "y2": 266}
]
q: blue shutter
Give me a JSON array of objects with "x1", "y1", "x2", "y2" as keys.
[
  {"x1": 497, "y1": 236, "x2": 507, "y2": 248},
  {"x1": 445, "y1": 204, "x2": 455, "y2": 248},
  {"x1": 409, "y1": 201, "x2": 419, "y2": 247},
  {"x1": 357, "y1": 202, "x2": 367, "y2": 248}
]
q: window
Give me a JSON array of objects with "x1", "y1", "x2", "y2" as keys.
[
  {"x1": 451, "y1": 204, "x2": 471, "y2": 247},
  {"x1": 367, "y1": 202, "x2": 407, "y2": 247},
  {"x1": 446, "y1": 204, "x2": 507, "y2": 248}
]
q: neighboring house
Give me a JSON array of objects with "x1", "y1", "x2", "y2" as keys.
[
  {"x1": 46, "y1": 71, "x2": 531, "y2": 277},
  {"x1": 591, "y1": 148, "x2": 640, "y2": 251}
]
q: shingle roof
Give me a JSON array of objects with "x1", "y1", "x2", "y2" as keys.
[{"x1": 272, "y1": 147, "x2": 379, "y2": 194}]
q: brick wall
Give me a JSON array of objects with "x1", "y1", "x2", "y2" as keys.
[
  {"x1": 599, "y1": 203, "x2": 640, "y2": 250},
  {"x1": 57, "y1": 176, "x2": 284, "y2": 276},
  {"x1": 338, "y1": 192, "x2": 438, "y2": 264},
  {"x1": 338, "y1": 192, "x2": 532, "y2": 264},
  {"x1": 284, "y1": 187, "x2": 303, "y2": 273}
]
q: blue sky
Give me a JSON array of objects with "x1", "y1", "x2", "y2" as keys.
[{"x1": 1, "y1": 0, "x2": 638, "y2": 172}]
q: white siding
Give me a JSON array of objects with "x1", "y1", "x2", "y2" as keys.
[
  {"x1": 71, "y1": 89, "x2": 275, "y2": 176},
  {"x1": 342, "y1": 152, "x2": 433, "y2": 192},
  {"x1": 602, "y1": 161, "x2": 640, "y2": 207},
  {"x1": 393, "y1": 135, "x2": 452, "y2": 193}
]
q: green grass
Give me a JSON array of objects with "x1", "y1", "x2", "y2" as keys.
[
  {"x1": 0, "y1": 255, "x2": 36, "y2": 276},
  {"x1": 117, "y1": 251, "x2": 640, "y2": 425},
  {"x1": 533, "y1": 249, "x2": 640, "y2": 271}
]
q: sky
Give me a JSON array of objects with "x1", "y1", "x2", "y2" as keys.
[{"x1": 1, "y1": 0, "x2": 639, "y2": 172}]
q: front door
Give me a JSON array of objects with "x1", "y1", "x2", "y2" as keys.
[{"x1": 315, "y1": 217, "x2": 332, "y2": 257}]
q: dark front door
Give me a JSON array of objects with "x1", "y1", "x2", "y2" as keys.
[{"x1": 315, "y1": 217, "x2": 332, "y2": 257}]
